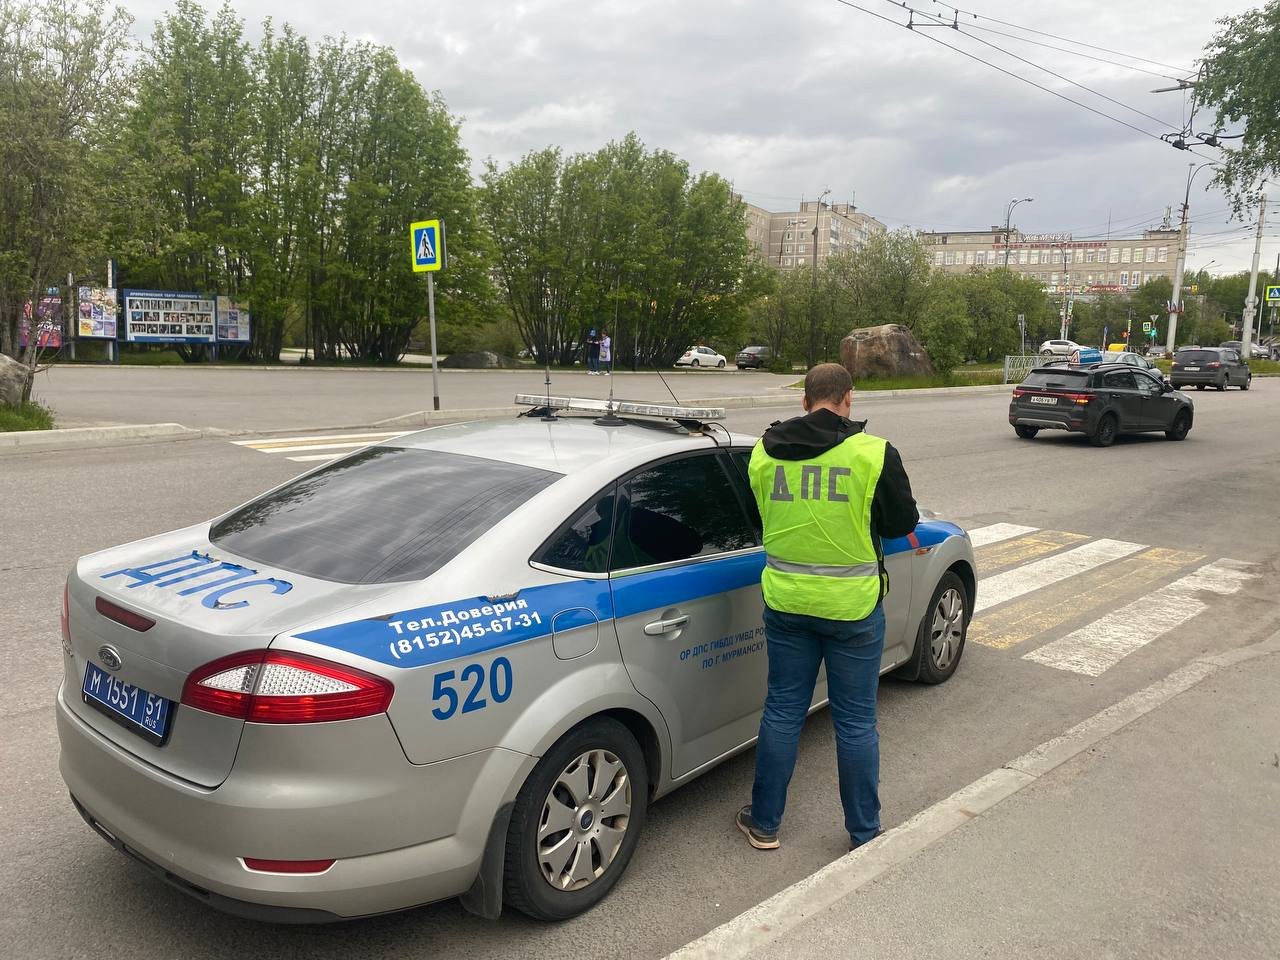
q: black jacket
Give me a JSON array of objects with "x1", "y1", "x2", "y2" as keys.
[{"x1": 761, "y1": 408, "x2": 919, "y2": 540}]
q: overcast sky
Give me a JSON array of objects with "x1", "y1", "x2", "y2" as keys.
[{"x1": 132, "y1": 0, "x2": 1275, "y2": 274}]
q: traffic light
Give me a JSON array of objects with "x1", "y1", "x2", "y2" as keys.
[{"x1": 1122, "y1": 330, "x2": 1129, "y2": 339}]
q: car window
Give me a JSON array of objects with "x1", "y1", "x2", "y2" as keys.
[
  {"x1": 725, "y1": 448, "x2": 762, "y2": 538},
  {"x1": 1024, "y1": 370, "x2": 1089, "y2": 389},
  {"x1": 535, "y1": 488, "x2": 616, "y2": 574},
  {"x1": 1222, "y1": 350, "x2": 1239, "y2": 363},
  {"x1": 1134, "y1": 371, "x2": 1163, "y2": 395},
  {"x1": 1176, "y1": 349, "x2": 1219, "y2": 363},
  {"x1": 611, "y1": 454, "x2": 758, "y2": 571},
  {"x1": 210, "y1": 447, "x2": 560, "y2": 584},
  {"x1": 1102, "y1": 370, "x2": 1137, "y2": 390}
]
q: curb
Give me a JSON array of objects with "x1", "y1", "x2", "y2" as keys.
[
  {"x1": 664, "y1": 628, "x2": 1280, "y2": 960},
  {"x1": 0, "y1": 422, "x2": 205, "y2": 453}
]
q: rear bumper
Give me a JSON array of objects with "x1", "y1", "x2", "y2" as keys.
[
  {"x1": 1169, "y1": 370, "x2": 1224, "y2": 386},
  {"x1": 56, "y1": 683, "x2": 535, "y2": 920},
  {"x1": 1008, "y1": 405, "x2": 1090, "y2": 433}
]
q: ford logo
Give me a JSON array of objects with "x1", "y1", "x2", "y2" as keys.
[{"x1": 98, "y1": 645, "x2": 122, "y2": 672}]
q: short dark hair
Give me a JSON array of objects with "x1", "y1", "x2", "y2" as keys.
[{"x1": 804, "y1": 363, "x2": 853, "y2": 406}]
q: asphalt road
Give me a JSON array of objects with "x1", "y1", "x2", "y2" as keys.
[
  {"x1": 31, "y1": 365, "x2": 797, "y2": 431},
  {"x1": 2, "y1": 382, "x2": 1277, "y2": 959}
]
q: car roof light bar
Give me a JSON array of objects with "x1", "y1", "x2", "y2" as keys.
[{"x1": 514, "y1": 394, "x2": 726, "y2": 422}]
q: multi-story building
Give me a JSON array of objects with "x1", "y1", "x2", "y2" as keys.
[
  {"x1": 918, "y1": 226, "x2": 1180, "y2": 296},
  {"x1": 740, "y1": 198, "x2": 886, "y2": 271}
]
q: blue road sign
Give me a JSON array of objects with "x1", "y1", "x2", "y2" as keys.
[
  {"x1": 410, "y1": 220, "x2": 443, "y2": 272},
  {"x1": 1265, "y1": 285, "x2": 1279, "y2": 303}
]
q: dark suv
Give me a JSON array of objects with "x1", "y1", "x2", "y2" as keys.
[
  {"x1": 1170, "y1": 347, "x2": 1251, "y2": 391},
  {"x1": 736, "y1": 345, "x2": 771, "y2": 369},
  {"x1": 1009, "y1": 363, "x2": 1194, "y2": 447}
]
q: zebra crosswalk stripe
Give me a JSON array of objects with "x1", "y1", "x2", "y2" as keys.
[
  {"x1": 1023, "y1": 559, "x2": 1258, "y2": 676},
  {"x1": 966, "y1": 523, "x2": 1038, "y2": 548},
  {"x1": 974, "y1": 538, "x2": 1145, "y2": 614},
  {"x1": 974, "y1": 530, "x2": 1089, "y2": 573}
]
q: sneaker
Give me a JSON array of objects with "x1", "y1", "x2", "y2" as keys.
[{"x1": 736, "y1": 806, "x2": 780, "y2": 850}]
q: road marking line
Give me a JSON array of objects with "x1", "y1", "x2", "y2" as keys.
[
  {"x1": 1023, "y1": 559, "x2": 1259, "y2": 676},
  {"x1": 975, "y1": 529, "x2": 1088, "y2": 572},
  {"x1": 663, "y1": 630, "x2": 1280, "y2": 960},
  {"x1": 966, "y1": 523, "x2": 1038, "y2": 547},
  {"x1": 974, "y1": 538, "x2": 1145, "y2": 614},
  {"x1": 232, "y1": 430, "x2": 411, "y2": 448},
  {"x1": 286, "y1": 454, "x2": 345, "y2": 462},
  {"x1": 970, "y1": 547, "x2": 1204, "y2": 649},
  {"x1": 243, "y1": 439, "x2": 387, "y2": 455}
]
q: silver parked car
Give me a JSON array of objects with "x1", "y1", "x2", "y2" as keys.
[{"x1": 56, "y1": 397, "x2": 975, "y2": 923}]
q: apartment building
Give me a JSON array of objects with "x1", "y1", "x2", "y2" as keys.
[
  {"x1": 919, "y1": 226, "x2": 1180, "y2": 295},
  {"x1": 741, "y1": 198, "x2": 886, "y2": 270}
]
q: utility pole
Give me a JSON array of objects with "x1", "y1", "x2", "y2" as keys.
[
  {"x1": 1240, "y1": 194, "x2": 1266, "y2": 363},
  {"x1": 1003, "y1": 197, "x2": 1033, "y2": 267},
  {"x1": 1059, "y1": 241, "x2": 1070, "y2": 340},
  {"x1": 809, "y1": 188, "x2": 830, "y2": 366},
  {"x1": 1167, "y1": 163, "x2": 1217, "y2": 354}
]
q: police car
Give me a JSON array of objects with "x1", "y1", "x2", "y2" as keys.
[{"x1": 56, "y1": 396, "x2": 976, "y2": 922}]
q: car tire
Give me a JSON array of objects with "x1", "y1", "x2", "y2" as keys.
[
  {"x1": 503, "y1": 717, "x2": 648, "y2": 921},
  {"x1": 1090, "y1": 413, "x2": 1118, "y2": 447},
  {"x1": 1040, "y1": 350, "x2": 1054, "y2": 358},
  {"x1": 1216, "y1": 378, "x2": 1226, "y2": 391},
  {"x1": 691, "y1": 359, "x2": 700, "y2": 367},
  {"x1": 1195, "y1": 384, "x2": 1205, "y2": 390},
  {"x1": 901, "y1": 571, "x2": 968, "y2": 685},
  {"x1": 1165, "y1": 410, "x2": 1191, "y2": 441},
  {"x1": 1014, "y1": 425, "x2": 1039, "y2": 439},
  {"x1": 717, "y1": 359, "x2": 725, "y2": 368},
  {"x1": 1241, "y1": 375, "x2": 1251, "y2": 391}
]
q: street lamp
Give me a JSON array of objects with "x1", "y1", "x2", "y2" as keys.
[
  {"x1": 808, "y1": 188, "x2": 831, "y2": 366},
  {"x1": 1003, "y1": 197, "x2": 1033, "y2": 267},
  {"x1": 1166, "y1": 161, "x2": 1221, "y2": 353}
]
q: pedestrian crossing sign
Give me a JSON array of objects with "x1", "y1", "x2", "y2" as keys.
[
  {"x1": 410, "y1": 219, "x2": 443, "y2": 272},
  {"x1": 1266, "y1": 285, "x2": 1280, "y2": 303}
]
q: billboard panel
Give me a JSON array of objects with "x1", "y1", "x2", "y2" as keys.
[
  {"x1": 76, "y1": 287, "x2": 118, "y2": 339},
  {"x1": 123, "y1": 289, "x2": 216, "y2": 343},
  {"x1": 20, "y1": 298, "x2": 63, "y2": 348},
  {"x1": 215, "y1": 296, "x2": 252, "y2": 342}
]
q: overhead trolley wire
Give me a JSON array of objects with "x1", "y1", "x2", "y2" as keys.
[
  {"x1": 884, "y1": 1, "x2": 1183, "y2": 130},
  {"x1": 834, "y1": 0, "x2": 1174, "y2": 147},
  {"x1": 930, "y1": 1, "x2": 1196, "y2": 77}
]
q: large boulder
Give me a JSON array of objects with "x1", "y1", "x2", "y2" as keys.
[
  {"x1": 0, "y1": 352, "x2": 27, "y2": 407},
  {"x1": 439, "y1": 351, "x2": 520, "y2": 370},
  {"x1": 839, "y1": 324, "x2": 934, "y2": 379}
]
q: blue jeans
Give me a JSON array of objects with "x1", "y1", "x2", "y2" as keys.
[
  {"x1": 751, "y1": 603, "x2": 885, "y2": 844},
  {"x1": 587, "y1": 349, "x2": 600, "y2": 372}
]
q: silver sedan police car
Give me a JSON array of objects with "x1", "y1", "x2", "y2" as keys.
[{"x1": 56, "y1": 396, "x2": 975, "y2": 922}]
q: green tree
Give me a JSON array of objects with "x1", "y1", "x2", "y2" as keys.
[
  {"x1": 1199, "y1": 1, "x2": 1280, "y2": 214},
  {"x1": 0, "y1": 0, "x2": 134, "y2": 399}
]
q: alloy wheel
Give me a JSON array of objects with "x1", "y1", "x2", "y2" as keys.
[
  {"x1": 929, "y1": 588, "x2": 964, "y2": 671},
  {"x1": 537, "y1": 749, "x2": 632, "y2": 892}
]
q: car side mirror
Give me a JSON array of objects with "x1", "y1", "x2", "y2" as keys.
[{"x1": 1162, "y1": 379, "x2": 1174, "y2": 393}]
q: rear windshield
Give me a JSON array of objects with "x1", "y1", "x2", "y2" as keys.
[
  {"x1": 1176, "y1": 349, "x2": 1219, "y2": 363},
  {"x1": 1023, "y1": 370, "x2": 1090, "y2": 389},
  {"x1": 210, "y1": 447, "x2": 559, "y2": 583}
]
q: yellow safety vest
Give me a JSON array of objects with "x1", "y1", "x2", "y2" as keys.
[{"x1": 748, "y1": 432, "x2": 888, "y2": 621}]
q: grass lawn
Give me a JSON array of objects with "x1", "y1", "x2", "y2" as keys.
[{"x1": 0, "y1": 401, "x2": 55, "y2": 432}]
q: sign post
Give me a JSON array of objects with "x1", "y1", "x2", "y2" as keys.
[{"x1": 410, "y1": 219, "x2": 445, "y2": 411}]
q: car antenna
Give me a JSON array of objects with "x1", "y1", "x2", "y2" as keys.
[
  {"x1": 540, "y1": 358, "x2": 557, "y2": 421},
  {"x1": 595, "y1": 279, "x2": 626, "y2": 425}
]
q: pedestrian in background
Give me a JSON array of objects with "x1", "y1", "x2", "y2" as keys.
[
  {"x1": 586, "y1": 329, "x2": 601, "y2": 375},
  {"x1": 600, "y1": 329, "x2": 612, "y2": 375},
  {"x1": 737, "y1": 363, "x2": 919, "y2": 852}
]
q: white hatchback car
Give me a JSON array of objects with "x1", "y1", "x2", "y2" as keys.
[
  {"x1": 1038, "y1": 339, "x2": 1080, "y2": 357},
  {"x1": 676, "y1": 346, "x2": 727, "y2": 368}
]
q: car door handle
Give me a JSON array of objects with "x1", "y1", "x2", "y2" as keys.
[{"x1": 644, "y1": 615, "x2": 689, "y2": 636}]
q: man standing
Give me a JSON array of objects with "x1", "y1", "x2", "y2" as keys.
[
  {"x1": 585, "y1": 329, "x2": 601, "y2": 375},
  {"x1": 737, "y1": 363, "x2": 919, "y2": 851},
  {"x1": 599, "y1": 329, "x2": 612, "y2": 375}
]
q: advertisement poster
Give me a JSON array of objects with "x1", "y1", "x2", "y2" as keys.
[
  {"x1": 122, "y1": 289, "x2": 216, "y2": 343},
  {"x1": 76, "y1": 287, "x2": 118, "y2": 339},
  {"x1": 215, "y1": 296, "x2": 252, "y2": 342},
  {"x1": 19, "y1": 298, "x2": 63, "y2": 348}
]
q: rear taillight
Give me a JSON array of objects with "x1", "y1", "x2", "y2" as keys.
[
  {"x1": 61, "y1": 585, "x2": 72, "y2": 656},
  {"x1": 1063, "y1": 393, "x2": 1093, "y2": 405},
  {"x1": 182, "y1": 650, "x2": 394, "y2": 723},
  {"x1": 1206, "y1": 362, "x2": 1221, "y2": 369},
  {"x1": 1012, "y1": 387, "x2": 1027, "y2": 397},
  {"x1": 241, "y1": 857, "x2": 335, "y2": 874},
  {"x1": 96, "y1": 596, "x2": 155, "y2": 632}
]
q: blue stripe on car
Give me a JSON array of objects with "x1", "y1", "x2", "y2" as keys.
[{"x1": 295, "y1": 521, "x2": 964, "y2": 669}]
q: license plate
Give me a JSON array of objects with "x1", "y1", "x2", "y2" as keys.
[
  {"x1": 1029, "y1": 396, "x2": 1058, "y2": 405},
  {"x1": 1183, "y1": 366, "x2": 1199, "y2": 371},
  {"x1": 82, "y1": 662, "x2": 172, "y2": 745}
]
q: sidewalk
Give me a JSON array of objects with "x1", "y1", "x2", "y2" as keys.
[{"x1": 678, "y1": 644, "x2": 1280, "y2": 960}]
